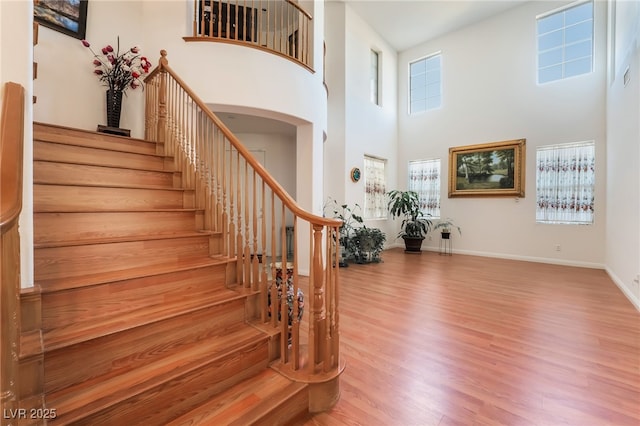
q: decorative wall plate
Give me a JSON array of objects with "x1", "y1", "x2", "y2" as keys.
[{"x1": 350, "y1": 167, "x2": 361, "y2": 182}]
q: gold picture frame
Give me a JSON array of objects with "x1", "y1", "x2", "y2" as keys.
[{"x1": 448, "y1": 139, "x2": 525, "y2": 197}]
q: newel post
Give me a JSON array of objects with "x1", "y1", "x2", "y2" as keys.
[
  {"x1": 310, "y1": 224, "x2": 326, "y2": 372},
  {"x1": 156, "y1": 50, "x2": 169, "y2": 146}
]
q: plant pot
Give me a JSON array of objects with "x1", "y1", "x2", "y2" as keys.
[
  {"x1": 106, "y1": 89, "x2": 123, "y2": 128},
  {"x1": 441, "y1": 231, "x2": 451, "y2": 239},
  {"x1": 402, "y1": 236, "x2": 424, "y2": 253}
]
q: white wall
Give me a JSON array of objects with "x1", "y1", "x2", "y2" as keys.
[
  {"x1": 606, "y1": 0, "x2": 640, "y2": 309},
  {"x1": 397, "y1": 1, "x2": 608, "y2": 267},
  {"x1": 34, "y1": 1, "x2": 146, "y2": 137},
  {"x1": 1, "y1": 0, "x2": 34, "y2": 288},
  {"x1": 324, "y1": 2, "x2": 398, "y2": 243}
]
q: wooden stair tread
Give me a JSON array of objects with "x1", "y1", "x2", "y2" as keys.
[
  {"x1": 34, "y1": 230, "x2": 218, "y2": 249},
  {"x1": 47, "y1": 324, "x2": 269, "y2": 424},
  {"x1": 36, "y1": 256, "x2": 234, "y2": 293},
  {"x1": 43, "y1": 286, "x2": 255, "y2": 351},
  {"x1": 166, "y1": 369, "x2": 308, "y2": 426},
  {"x1": 34, "y1": 181, "x2": 186, "y2": 191},
  {"x1": 34, "y1": 123, "x2": 157, "y2": 154}
]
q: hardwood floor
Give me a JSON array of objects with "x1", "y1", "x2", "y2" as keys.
[{"x1": 303, "y1": 248, "x2": 640, "y2": 426}]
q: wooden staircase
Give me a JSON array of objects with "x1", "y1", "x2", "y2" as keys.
[{"x1": 29, "y1": 122, "x2": 309, "y2": 425}]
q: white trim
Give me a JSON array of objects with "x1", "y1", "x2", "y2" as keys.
[
  {"x1": 536, "y1": 0, "x2": 591, "y2": 20},
  {"x1": 606, "y1": 266, "x2": 640, "y2": 311}
]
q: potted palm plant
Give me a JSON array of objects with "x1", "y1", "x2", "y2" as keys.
[{"x1": 387, "y1": 190, "x2": 432, "y2": 252}]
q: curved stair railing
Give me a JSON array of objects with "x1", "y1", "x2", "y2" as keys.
[
  {"x1": 1, "y1": 82, "x2": 25, "y2": 423},
  {"x1": 144, "y1": 52, "x2": 343, "y2": 410},
  {"x1": 185, "y1": 0, "x2": 313, "y2": 70}
]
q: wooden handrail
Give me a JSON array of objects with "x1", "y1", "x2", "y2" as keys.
[
  {"x1": 1, "y1": 81, "x2": 25, "y2": 424},
  {"x1": 144, "y1": 52, "x2": 343, "y2": 409},
  {"x1": 0, "y1": 82, "x2": 25, "y2": 230},
  {"x1": 144, "y1": 51, "x2": 337, "y2": 229}
]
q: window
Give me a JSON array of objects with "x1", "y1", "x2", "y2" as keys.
[
  {"x1": 370, "y1": 49, "x2": 380, "y2": 105},
  {"x1": 536, "y1": 141, "x2": 595, "y2": 224},
  {"x1": 409, "y1": 53, "x2": 441, "y2": 114},
  {"x1": 408, "y1": 159, "x2": 441, "y2": 218},
  {"x1": 537, "y1": 1, "x2": 593, "y2": 84},
  {"x1": 363, "y1": 156, "x2": 387, "y2": 219}
]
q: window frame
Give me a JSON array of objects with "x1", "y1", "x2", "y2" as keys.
[
  {"x1": 370, "y1": 49, "x2": 381, "y2": 106},
  {"x1": 363, "y1": 155, "x2": 388, "y2": 220},
  {"x1": 535, "y1": 140, "x2": 595, "y2": 225},
  {"x1": 408, "y1": 158, "x2": 441, "y2": 220},
  {"x1": 408, "y1": 52, "x2": 442, "y2": 115},
  {"x1": 536, "y1": 0, "x2": 594, "y2": 84}
]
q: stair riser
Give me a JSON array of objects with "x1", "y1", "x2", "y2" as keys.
[
  {"x1": 42, "y1": 264, "x2": 228, "y2": 332},
  {"x1": 34, "y1": 124, "x2": 157, "y2": 155},
  {"x1": 35, "y1": 236, "x2": 212, "y2": 281},
  {"x1": 44, "y1": 299, "x2": 248, "y2": 394},
  {"x1": 34, "y1": 211, "x2": 204, "y2": 245},
  {"x1": 34, "y1": 184, "x2": 190, "y2": 212},
  {"x1": 34, "y1": 140, "x2": 168, "y2": 171},
  {"x1": 69, "y1": 343, "x2": 270, "y2": 426},
  {"x1": 34, "y1": 161, "x2": 177, "y2": 188}
]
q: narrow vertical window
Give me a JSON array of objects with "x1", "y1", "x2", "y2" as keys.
[
  {"x1": 537, "y1": 1, "x2": 593, "y2": 84},
  {"x1": 409, "y1": 53, "x2": 441, "y2": 114},
  {"x1": 364, "y1": 156, "x2": 387, "y2": 219},
  {"x1": 536, "y1": 141, "x2": 595, "y2": 224},
  {"x1": 408, "y1": 159, "x2": 441, "y2": 218},
  {"x1": 370, "y1": 49, "x2": 380, "y2": 105}
]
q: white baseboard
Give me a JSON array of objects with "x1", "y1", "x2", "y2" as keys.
[{"x1": 605, "y1": 267, "x2": 640, "y2": 311}]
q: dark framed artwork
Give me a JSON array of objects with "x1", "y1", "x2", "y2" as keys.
[
  {"x1": 448, "y1": 139, "x2": 526, "y2": 197},
  {"x1": 34, "y1": 0, "x2": 88, "y2": 40}
]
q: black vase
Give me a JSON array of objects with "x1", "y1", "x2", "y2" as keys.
[{"x1": 106, "y1": 89, "x2": 123, "y2": 128}]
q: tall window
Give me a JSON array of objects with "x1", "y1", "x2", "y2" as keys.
[
  {"x1": 364, "y1": 156, "x2": 387, "y2": 219},
  {"x1": 408, "y1": 159, "x2": 441, "y2": 218},
  {"x1": 409, "y1": 53, "x2": 441, "y2": 114},
  {"x1": 537, "y1": 1, "x2": 593, "y2": 84},
  {"x1": 370, "y1": 49, "x2": 380, "y2": 105},
  {"x1": 536, "y1": 141, "x2": 595, "y2": 224}
]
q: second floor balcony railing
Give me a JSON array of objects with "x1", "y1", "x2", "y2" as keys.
[{"x1": 186, "y1": 0, "x2": 313, "y2": 70}]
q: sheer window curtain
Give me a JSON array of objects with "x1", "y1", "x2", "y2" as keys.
[
  {"x1": 408, "y1": 159, "x2": 441, "y2": 218},
  {"x1": 364, "y1": 157, "x2": 387, "y2": 219},
  {"x1": 536, "y1": 142, "x2": 595, "y2": 224}
]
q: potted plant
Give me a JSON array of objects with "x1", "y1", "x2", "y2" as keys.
[
  {"x1": 433, "y1": 218, "x2": 461, "y2": 240},
  {"x1": 387, "y1": 190, "x2": 432, "y2": 252},
  {"x1": 324, "y1": 198, "x2": 364, "y2": 266},
  {"x1": 352, "y1": 226, "x2": 386, "y2": 263}
]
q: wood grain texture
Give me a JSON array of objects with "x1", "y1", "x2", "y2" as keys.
[{"x1": 303, "y1": 249, "x2": 640, "y2": 426}]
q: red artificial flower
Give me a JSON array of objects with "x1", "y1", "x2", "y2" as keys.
[
  {"x1": 101, "y1": 47, "x2": 109, "y2": 55},
  {"x1": 130, "y1": 46, "x2": 140, "y2": 54},
  {"x1": 106, "y1": 45, "x2": 114, "y2": 52},
  {"x1": 94, "y1": 69, "x2": 104, "y2": 75},
  {"x1": 81, "y1": 40, "x2": 90, "y2": 47},
  {"x1": 93, "y1": 59, "x2": 101, "y2": 66},
  {"x1": 107, "y1": 54, "x2": 115, "y2": 64},
  {"x1": 130, "y1": 81, "x2": 139, "y2": 89},
  {"x1": 132, "y1": 71, "x2": 140, "y2": 79}
]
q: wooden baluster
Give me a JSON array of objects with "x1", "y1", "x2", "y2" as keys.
[
  {"x1": 260, "y1": 181, "x2": 267, "y2": 322},
  {"x1": 310, "y1": 224, "x2": 326, "y2": 373},
  {"x1": 236, "y1": 151, "x2": 243, "y2": 284},
  {"x1": 279, "y1": 204, "x2": 288, "y2": 363},
  {"x1": 291, "y1": 216, "x2": 300, "y2": 370},
  {"x1": 270, "y1": 193, "x2": 277, "y2": 327},
  {"x1": 228, "y1": 142, "x2": 235, "y2": 261},
  {"x1": 251, "y1": 170, "x2": 259, "y2": 291},
  {"x1": 243, "y1": 159, "x2": 251, "y2": 288}
]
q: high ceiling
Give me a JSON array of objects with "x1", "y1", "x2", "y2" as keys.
[{"x1": 343, "y1": 0, "x2": 531, "y2": 52}]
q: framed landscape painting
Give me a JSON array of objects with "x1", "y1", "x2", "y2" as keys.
[
  {"x1": 448, "y1": 139, "x2": 526, "y2": 198},
  {"x1": 34, "y1": 0, "x2": 88, "y2": 40}
]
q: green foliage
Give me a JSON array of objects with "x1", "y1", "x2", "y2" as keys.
[
  {"x1": 386, "y1": 190, "x2": 432, "y2": 238},
  {"x1": 352, "y1": 227, "x2": 386, "y2": 264},
  {"x1": 324, "y1": 197, "x2": 386, "y2": 264},
  {"x1": 433, "y1": 218, "x2": 461, "y2": 235}
]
